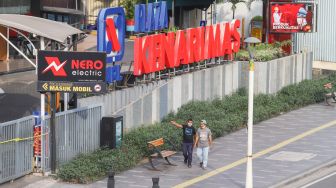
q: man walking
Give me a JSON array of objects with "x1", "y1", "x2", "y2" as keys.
[
  {"x1": 194, "y1": 120, "x2": 212, "y2": 170},
  {"x1": 170, "y1": 119, "x2": 196, "y2": 168}
]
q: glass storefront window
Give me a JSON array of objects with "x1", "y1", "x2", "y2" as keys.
[
  {"x1": 0, "y1": 0, "x2": 31, "y2": 14},
  {"x1": 63, "y1": 16, "x2": 69, "y2": 23},
  {"x1": 47, "y1": 13, "x2": 55, "y2": 21},
  {"x1": 57, "y1": 14, "x2": 62, "y2": 22}
]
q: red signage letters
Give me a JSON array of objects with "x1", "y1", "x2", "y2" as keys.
[{"x1": 134, "y1": 20, "x2": 241, "y2": 76}]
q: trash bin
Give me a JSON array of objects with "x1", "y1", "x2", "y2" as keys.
[{"x1": 100, "y1": 115, "x2": 123, "y2": 149}]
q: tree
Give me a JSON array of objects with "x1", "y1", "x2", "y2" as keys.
[
  {"x1": 226, "y1": 0, "x2": 247, "y2": 19},
  {"x1": 121, "y1": 0, "x2": 143, "y2": 19},
  {"x1": 219, "y1": 0, "x2": 265, "y2": 19}
]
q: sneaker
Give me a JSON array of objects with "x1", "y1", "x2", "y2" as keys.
[
  {"x1": 202, "y1": 166, "x2": 207, "y2": 170},
  {"x1": 188, "y1": 164, "x2": 192, "y2": 168},
  {"x1": 184, "y1": 159, "x2": 187, "y2": 164},
  {"x1": 200, "y1": 162, "x2": 203, "y2": 167}
]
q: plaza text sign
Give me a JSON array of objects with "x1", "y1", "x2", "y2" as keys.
[
  {"x1": 134, "y1": 1, "x2": 168, "y2": 33},
  {"x1": 37, "y1": 51, "x2": 107, "y2": 93},
  {"x1": 270, "y1": 3, "x2": 315, "y2": 33},
  {"x1": 133, "y1": 20, "x2": 241, "y2": 76}
]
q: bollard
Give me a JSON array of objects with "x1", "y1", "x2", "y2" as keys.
[
  {"x1": 152, "y1": 176, "x2": 160, "y2": 188},
  {"x1": 107, "y1": 170, "x2": 115, "y2": 188}
]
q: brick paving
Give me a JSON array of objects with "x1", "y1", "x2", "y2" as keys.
[{"x1": 8, "y1": 104, "x2": 336, "y2": 188}]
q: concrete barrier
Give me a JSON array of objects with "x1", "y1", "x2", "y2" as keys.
[{"x1": 79, "y1": 52, "x2": 313, "y2": 131}]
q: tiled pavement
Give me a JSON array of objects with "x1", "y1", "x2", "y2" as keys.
[{"x1": 17, "y1": 104, "x2": 336, "y2": 188}]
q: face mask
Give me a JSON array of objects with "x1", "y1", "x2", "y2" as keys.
[{"x1": 187, "y1": 123, "x2": 192, "y2": 126}]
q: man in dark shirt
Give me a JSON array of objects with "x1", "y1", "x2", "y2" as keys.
[{"x1": 170, "y1": 119, "x2": 196, "y2": 168}]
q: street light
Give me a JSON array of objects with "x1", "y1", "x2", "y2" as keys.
[{"x1": 244, "y1": 37, "x2": 261, "y2": 188}]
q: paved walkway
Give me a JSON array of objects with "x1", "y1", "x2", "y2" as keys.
[{"x1": 4, "y1": 104, "x2": 336, "y2": 188}]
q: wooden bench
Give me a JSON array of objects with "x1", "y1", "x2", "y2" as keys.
[{"x1": 147, "y1": 138, "x2": 177, "y2": 170}]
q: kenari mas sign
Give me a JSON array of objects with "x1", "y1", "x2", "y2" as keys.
[{"x1": 133, "y1": 20, "x2": 241, "y2": 76}]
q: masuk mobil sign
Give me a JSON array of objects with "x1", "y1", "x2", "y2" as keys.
[
  {"x1": 97, "y1": 7, "x2": 125, "y2": 83},
  {"x1": 133, "y1": 20, "x2": 241, "y2": 75},
  {"x1": 37, "y1": 51, "x2": 107, "y2": 93}
]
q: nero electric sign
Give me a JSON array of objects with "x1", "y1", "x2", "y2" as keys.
[
  {"x1": 97, "y1": 7, "x2": 125, "y2": 63},
  {"x1": 37, "y1": 51, "x2": 107, "y2": 93}
]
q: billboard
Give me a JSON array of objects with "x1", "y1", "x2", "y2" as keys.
[
  {"x1": 37, "y1": 51, "x2": 107, "y2": 93},
  {"x1": 270, "y1": 3, "x2": 315, "y2": 33}
]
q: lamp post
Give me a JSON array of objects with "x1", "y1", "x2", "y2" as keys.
[{"x1": 244, "y1": 37, "x2": 261, "y2": 188}]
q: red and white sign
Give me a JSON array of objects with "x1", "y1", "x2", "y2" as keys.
[
  {"x1": 133, "y1": 20, "x2": 241, "y2": 76},
  {"x1": 42, "y1": 57, "x2": 67, "y2": 77},
  {"x1": 270, "y1": 3, "x2": 315, "y2": 33}
]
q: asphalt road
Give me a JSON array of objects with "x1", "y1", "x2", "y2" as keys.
[
  {"x1": 0, "y1": 70, "x2": 39, "y2": 123},
  {"x1": 303, "y1": 172, "x2": 336, "y2": 188}
]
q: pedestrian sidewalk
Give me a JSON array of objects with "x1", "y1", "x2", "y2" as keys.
[{"x1": 7, "y1": 104, "x2": 336, "y2": 188}]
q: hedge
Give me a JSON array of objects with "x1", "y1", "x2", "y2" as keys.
[
  {"x1": 235, "y1": 40, "x2": 291, "y2": 62},
  {"x1": 57, "y1": 74, "x2": 335, "y2": 183}
]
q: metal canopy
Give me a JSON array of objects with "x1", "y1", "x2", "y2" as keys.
[
  {"x1": 42, "y1": 6, "x2": 85, "y2": 15},
  {"x1": 0, "y1": 14, "x2": 83, "y2": 43}
]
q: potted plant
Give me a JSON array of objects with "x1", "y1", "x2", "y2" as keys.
[{"x1": 122, "y1": 0, "x2": 142, "y2": 36}]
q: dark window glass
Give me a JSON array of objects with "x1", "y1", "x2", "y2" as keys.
[{"x1": 0, "y1": 0, "x2": 31, "y2": 14}]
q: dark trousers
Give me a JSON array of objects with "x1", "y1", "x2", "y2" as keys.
[{"x1": 182, "y1": 142, "x2": 193, "y2": 165}]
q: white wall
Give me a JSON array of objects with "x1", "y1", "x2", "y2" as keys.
[{"x1": 208, "y1": 0, "x2": 263, "y2": 37}]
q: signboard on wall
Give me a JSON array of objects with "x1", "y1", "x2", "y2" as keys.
[
  {"x1": 134, "y1": 1, "x2": 168, "y2": 33},
  {"x1": 37, "y1": 50, "x2": 107, "y2": 93},
  {"x1": 270, "y1": 3, "x2": 315, "y2": 33},
  {"x1": 133, "y1": 20, "x2": 241, "y2": 76},
  {"x1": 97, "y1": 7, "x2": 125, "y2": 63}
]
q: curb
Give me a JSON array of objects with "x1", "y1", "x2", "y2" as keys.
[
  {"x1": 270, "y1": 158, "x2": 336, "y2": 188},
  {"x1": 0, "y1": 67, "x2": 35, "y2": 76}
]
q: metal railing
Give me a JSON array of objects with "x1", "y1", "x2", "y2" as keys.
[
  {"x1": 41, "y1": 104, "x2": 102, "y2": 172},
  {"x1": 0, "y1": 116, "x2": 35, "y2": 184}
]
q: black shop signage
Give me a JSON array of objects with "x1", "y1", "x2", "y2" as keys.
[{"x1": 37, "y1": 50, "x2": 107, "y2": 93}]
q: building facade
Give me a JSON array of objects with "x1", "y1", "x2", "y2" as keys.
[{"x1": 0, "y1": 0, "x2": 85, "y2": 29}]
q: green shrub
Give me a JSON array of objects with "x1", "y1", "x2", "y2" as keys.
[
  {"x1": 57, "y1": 75, "x2": 336, "y2": 183},
  {"x1": 235, "y1": 43, "x2": 286, "y2": 62}
]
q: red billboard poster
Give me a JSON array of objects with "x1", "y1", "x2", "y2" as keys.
[
  {"x1": 33, "y1": 126, "x2": 41, "y2": 156},
  {"x1": 270, "y1": 3, "x2": 315, "y2": 33}
]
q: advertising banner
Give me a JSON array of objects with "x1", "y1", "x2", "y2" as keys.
[
  {"x1": 37, "y1": 51, "x2": 107, "y2": 93},
  {"x1": 270, "y1": 3, "x2": 315, "y2": 33},
  {"x1": 33, "y1": 126, "x2": 41, "y2": 156},
  {"x1": 251, "y1": 21, "x2": 262, "y2": 41}
]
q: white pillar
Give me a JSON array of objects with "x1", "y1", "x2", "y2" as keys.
[
  {"x1": 246, "y1": 60, "x2": 254, "y2": 188},
  {"x1": 6, "y1": 28, "x2": 9, "y2": 60},
  {"x1": 40, "y1": 37, "x2": 46, "y2": 172},
  {"x1": 64, "y1": 93, "x2": 68, "y2": 111}
]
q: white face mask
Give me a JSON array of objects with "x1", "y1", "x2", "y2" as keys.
[{"x1": 187, "y1": 122, "x2": 192, "y2": 126}]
